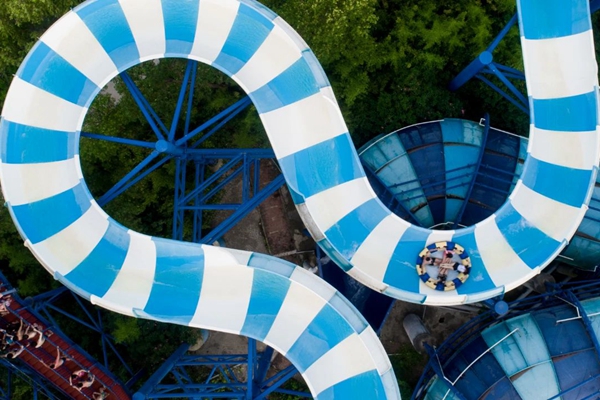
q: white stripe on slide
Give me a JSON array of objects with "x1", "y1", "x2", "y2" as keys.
[
  {"x1": 420, "y1": 281, "x2": 467, "y2": 305},
  {"x1": 351, "y1": 214, "x2": 410, "y2": 284},
  {"x1": 119, "y1": 0, "x2": 166, "y2": 62},
  {"x1": 304, "y1": 177, "x2": 376, "y2": 232},
  {"x1": 290, "y1": 266, "x2": 337, "y2": 301},
  {"x1": 510, "y1": 181, "x2": 584, "y2": 242},
  {"x1": 190, "y1": 0, "x2": 239, "y2": 64},
  {"x1": 261, "y1": 91, "x2": 349, "y2": 159},
  {"x1": 1, "y1": 159, "x2": 80, "y2": 206},
  {"x1": 528, "y1": 126, "x2": 599, "y2": 170},
  {"x1": 359, "y1": 326, "x2": 392, "y2": 375},
  {"x1": 522, "y1": 30, "x2": 597, "y2": 100},
  {"x1": 235, "y1": 24, "x2": 302, "y2": 93},
  {"x1": 273, "y1": 16, "x2": 310, "y2": 52},
  {"x1": 303, "y1": 333, "x2": 376, "y2": 396},
  {"x1": 98, "y1": 232, "x2": 157, "y2": 316},
  {"x1": 264, "y1": 281, "x2": 327, "y2": 354},
  {"x1": 190, "y1": 256, "x2": 254, "y2": 334},
  {"x1": 425, "y1": 230, "x2": 455, "y2": 247},
  {"x1": 30, "y1": 202, "x2": 109, "y2": 276},
  {"x1": 2, "y1": 77, "x2": 86, "y2": 132},
  {"x1": 474, "y1": 217, "x2": 533, "y2": 289},
  {"x1": 41, "y1": 11, "x2": 118, "y2": 88}
]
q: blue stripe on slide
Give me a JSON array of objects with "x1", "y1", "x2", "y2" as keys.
[
  {"x1": 315, "y1": 370, "x2": 386, "y2": 400},
  {"x1": 279, "y1": 134, "x2": 365, "y2": 199},
  {"x1": 76, "y1": 0, "x2": 140, "y2": 70},
  {"x1": 251, "y1": 57, "x2": 320, "y2": 114},
  {"x1": 162, "y1": 0, "x2": 199, "y2": 57},
  {"x1": 247, "y1": 253, "x2": 295, "y2": 278},
  {"x1": 382, "y1": 226, "x2": 430, "y2": 292},
  {"x1": 532, "y1": 91, "x2": 597, "y2": 132},
  {"x1": 495, "y1": 203, "x2": 562, "y2": 268},
  {"x1": 329, "y1": 292, "x2": 368, "y2": 333},
  {"x1": 0, "y1": 120, "x2": 75, "y2": 164},
  {"x1": 522, "y1": 157, "x2": 594, "y2": 208},
  {"x1": 11, "y1": 182, "x2": 91, "y2": 244},
  {"x1": 240, "y1": 269, "x2": 291, "y2": 341},
  {"x1": 213, "y1": 3, "x2": 274, "y2": 75},
  {"x1": 301, "y1": 50, "x2": 331, "y2": 89},
  {"x1": 324, "y1": 198, "x2": 390, "y2": 261},
  {"x1": 16, "y1": 42, "x2": 98, "y2": 107},
  {"x1": 286, "y1": 303, "x2": 354, "y2": 373},
  {"x1": 143, "y1": 239, "x2": 204, "y2": 324},
  {"x1": 518, "y1": 0, "x2": 591, "y2": 39},
  {"x1": 64, "y1": 221, "x2": 129, "y2": 297},
  {"x1": 452, "y1": 226, "x2": 497, "y2": 294}
]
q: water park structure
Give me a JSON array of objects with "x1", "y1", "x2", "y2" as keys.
[{"x1": 0, "y1": 0, "x2": 599, "y2": 398}]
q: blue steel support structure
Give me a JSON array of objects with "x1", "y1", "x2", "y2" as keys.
[
  {"x1": 132, "y1": 342, "x2": 310, "y2": 400},
  {"x1": 81, "y1": 59, "x2": 299, "y2": 397},
  {"x1": 448, "y1": 14, "x2": 528, "y2": 114},
  {"x1": 29, "y1": 287, "x2": 136, "y2": 384},
  {"x1": 82, "y1": 59, "x2": 285, "y2": 245},
  {"x1": 450, "y1": 0, "x2": 600, "y2": 114},
  {"x1": 0, "y1": 359, "x2": 63, "y2": 400}
]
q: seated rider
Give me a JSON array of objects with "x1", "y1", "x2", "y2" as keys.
[
  {"x1": 437, "y1": 250, "x2": 466, "y2": 282},
  {"x1": 71, "y1": 369, "x2": 95, "y2": 391},
  {"x1": 93, "y1": 387, "x2": 109, "y2": 399}
]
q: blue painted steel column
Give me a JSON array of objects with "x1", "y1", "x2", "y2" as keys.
[
  {"x1": 168, "y1": 60, "x2": 196, "y2": 142},
  {"x1": 449, "y1": 14, "x2": 517, "y2": 91},
  {"x1": 449, "y1": 13, "x2": 529, "y2": 114},
  {"x1": 133, "y1": 344, "x2": 191, "y2": 400},
  {"x1": 449, "y1": 52, "x2": 494, "y2": 92},
  {"x1": 247, "y1": 339, "x2": 256, "y2": 399},
  {"x1": 120, "y1": 72, "x2": 168, "y2": 140},
  {"x1": 172, "y1": 157, "x2": 187, "y2": 241},
  {"x1": 200, "y1": 174, "x2": 286, "y2": 244}
]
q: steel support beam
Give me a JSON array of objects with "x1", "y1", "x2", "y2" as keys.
[{"x1": 449, "y1": 14, "x2": 529, "y2": 115}]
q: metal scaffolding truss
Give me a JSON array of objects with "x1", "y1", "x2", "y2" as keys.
[
  {"x1": 0, "y1": 358, "x2": 63, "y2": 400},
  {"x1": 449, "y1": 0, "x2": 600, "y2": 115},
  {"x1": 133, "y1": 341, "x2": 310, "y2": 400},
  {"x1": 79, "y1": 58, "x2": 296, "y2": 398},
  {"x1": 29, "y1": 287, "x2": 136, "y2": 384},
  {"x1": 82, "y1": 59, "x2": 284, "y2": 245},
  {"x1": 448, "y1": 14, "x2": 528, "y2": 114}
]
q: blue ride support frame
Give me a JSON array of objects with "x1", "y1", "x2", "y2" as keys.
[
  {"x1": 448, "y1": 14, "x2": 528, "y2": 114},
  {"x1": 79, "y1": 58, "x2": 285, "y2": 245},
  {"x1": 133, "y1": 340, "x2": 310, "y2": 399}
]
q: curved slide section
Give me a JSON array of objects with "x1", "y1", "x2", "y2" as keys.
[
  {"x1": 0, "y1": 0, "x2": 597, "y2": 396},
  {"x1": 294, "y1": 0, "x2": 599, "y2": 305},
  {"x1": 0, "y1": 0, "x2": 399, "y2": 398}
]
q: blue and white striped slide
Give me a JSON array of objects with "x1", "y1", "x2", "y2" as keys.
[{"x1": 0, "y1": 0, "x2": 597, "y2": 398}]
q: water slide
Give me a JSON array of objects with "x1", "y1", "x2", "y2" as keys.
[{"x1": 0, "y1": 0, "x2": 596, "y2": 398}]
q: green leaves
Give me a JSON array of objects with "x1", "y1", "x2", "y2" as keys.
[{"x1": 0, "y1": 0, "x2": 80, "y2": 104}]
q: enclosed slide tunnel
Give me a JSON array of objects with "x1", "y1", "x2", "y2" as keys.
[{"x1": 0, "y1": 0, "x2": 598, "y2": 398}]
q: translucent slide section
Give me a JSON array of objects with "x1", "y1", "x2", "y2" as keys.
[{"x1": 0, "y1": 0, "x2": 399, "y2": 398}]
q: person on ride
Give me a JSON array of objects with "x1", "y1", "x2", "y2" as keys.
[{"x1": 437, "y1": 250, "x2": 466, "y2": 282}]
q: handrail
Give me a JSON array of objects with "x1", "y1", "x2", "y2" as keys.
[{"x1": 440, "y1": 328, "x2": 519, "y2": 400}]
